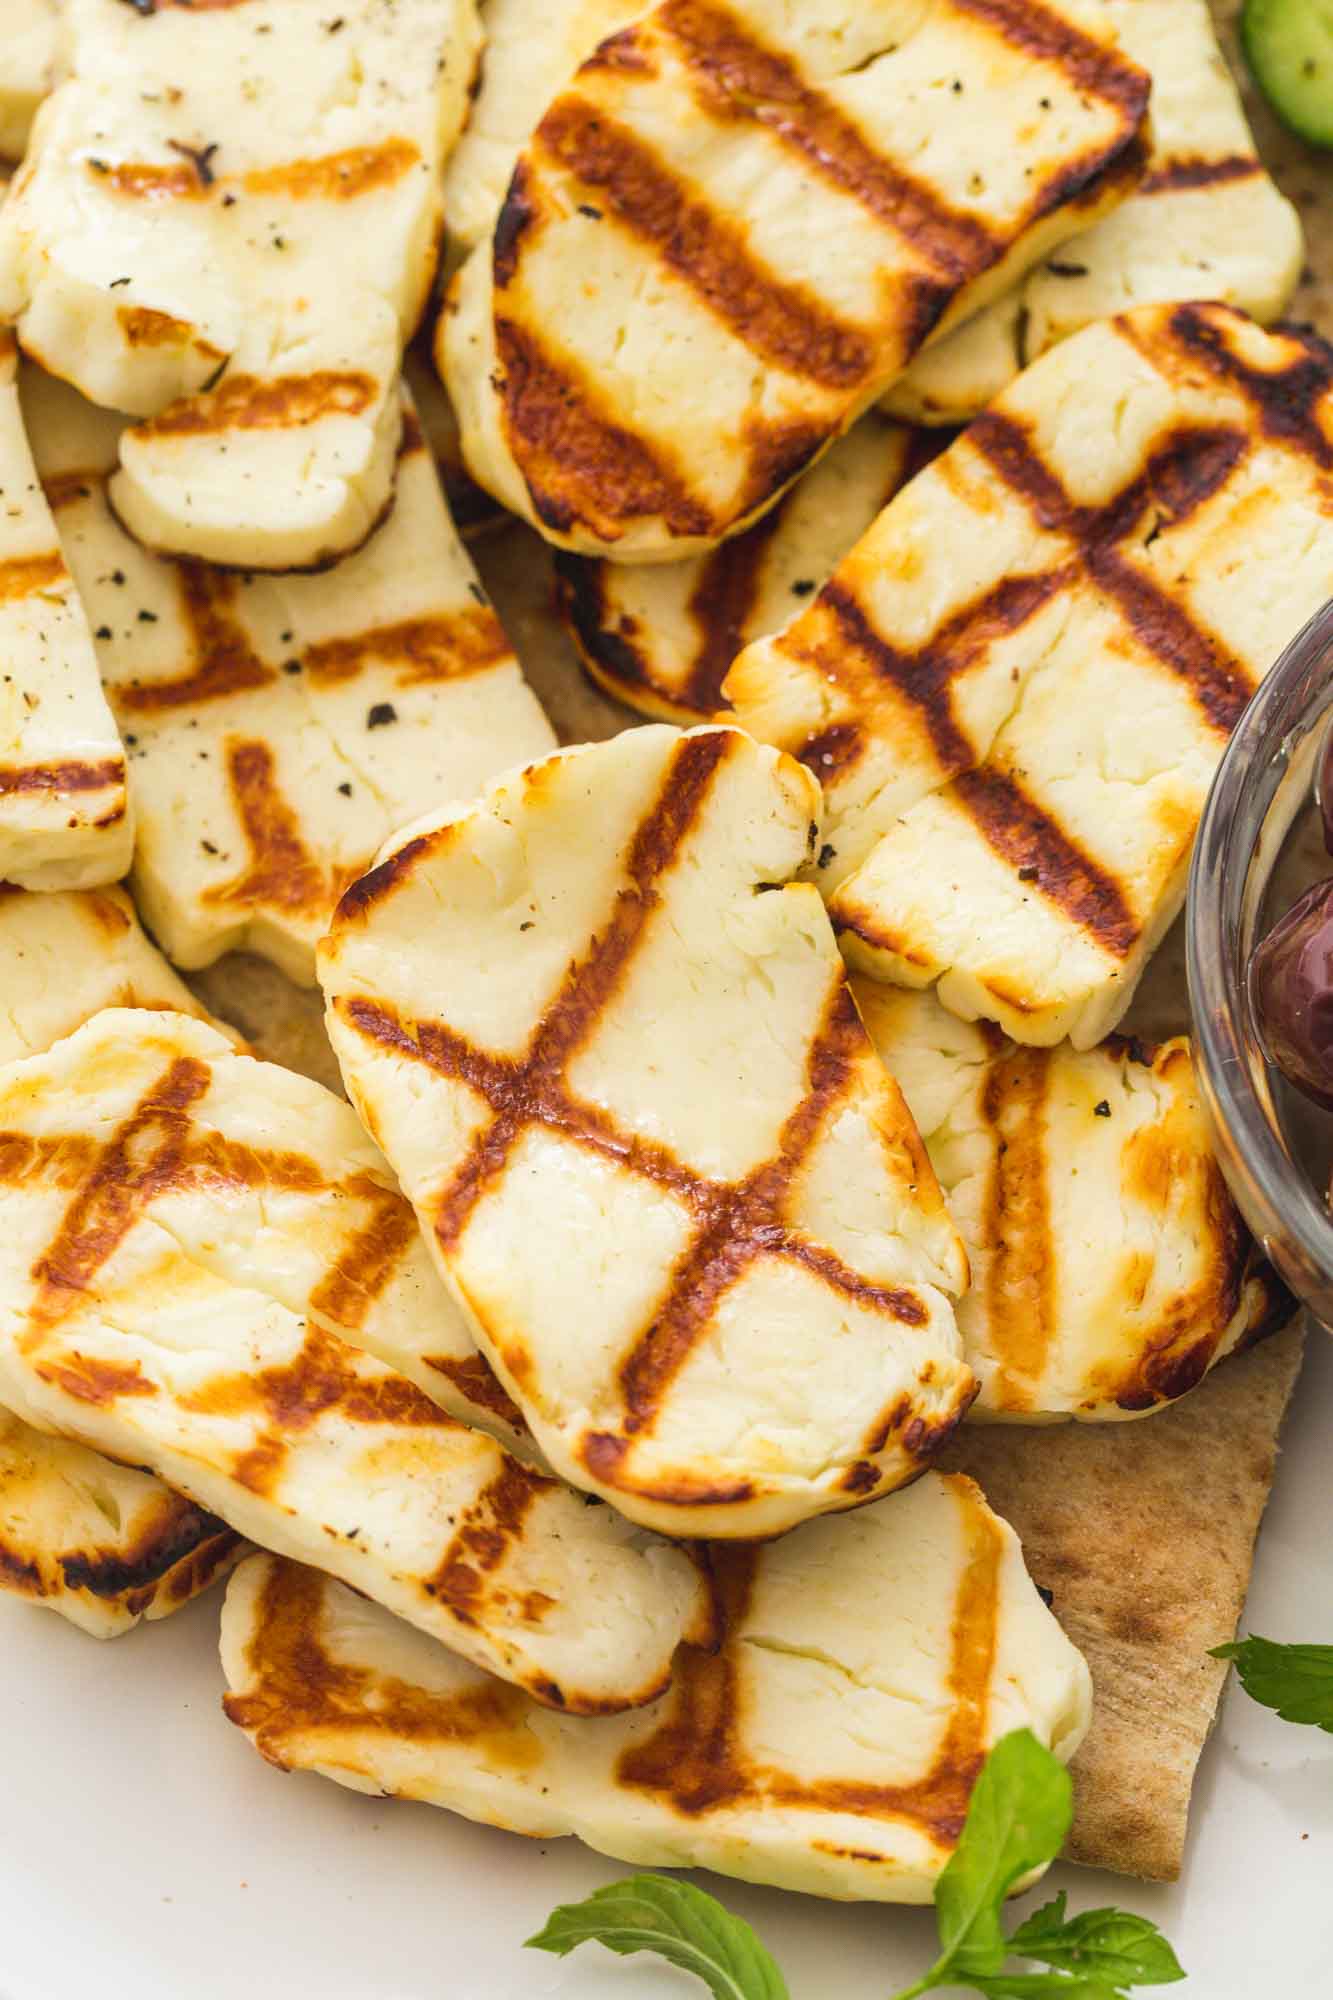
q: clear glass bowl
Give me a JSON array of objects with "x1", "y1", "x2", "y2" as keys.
[{"x1": 1188, "y1": 597, "x2": 1333, "y2": 1325}]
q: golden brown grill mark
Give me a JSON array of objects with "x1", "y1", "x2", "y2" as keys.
[
  {"x1": 337, "y1": 734, "x2": 933, "y2": 1476},
  {"x1": 135, "y1": 371, "x2": 377, "y2": 440},
  {"x1": 428, "y1": 1456, "x2": 548, "y2": 1622},
  {"x1": 244, "y1": 140, "x2": 421, "y2": 201},
  {"x1": 424, "y1": 1353, "x2": 526, "y2": 1432},
  {"x1": 620, "y1": 1483, "x2": 1002, "y2": 1846},
  {"x1": 495, "y1": 317, "x2": 714, "y2": 540},
  {"x1": 661, "y1": 0, "x2": 996, "y2": 283},
  {"x1": 303, "y1": 611, "x2": 510, "y2": 688},
  {"x1": 183, "y1": 1324, "x2": 447, "y2": 1497},
  {"x1": 535, "y1": 99, "x2": 873, "y2": 390},
  {"x1": 95, "y1": 161, "x2": 205, "y2": 201},
  {"x1": 26, "y1": 1056, "x2": 212, "y2": 1336},
  {"x1": 204, "y1": 739, "x2": 350, "y2": 919},
  {"x1": 38, "y1": 1354, "x2": 159, "y2": 1407},
  {"x1": 224, "y1": 1559, "x2": 540, "y2": 1770},
  {"x1": 308, "y1": 1179, "x2": 420, "y2": 1335},
  {"x1": 0, "y1": 552, "x2": 67, "y2": 603},
  {"x1": 977, "y1": 1049, "x2": 1055, "y2": 1411},
  {"x1": 112, "y1": 567, "x2": 272, "y2": 712},
  {"x1": 117, "y1": 305, "x2": 219, "y2": 355},
  {"x1": 1140, "y1": 154, "x2": 1261, "y2": 197},
  {"x1": 0, "y1": 757, "x2": 123, "y2": 800}
]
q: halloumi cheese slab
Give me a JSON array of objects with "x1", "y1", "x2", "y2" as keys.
[
  {"x1": 441, "y1": 0, "x2": 1150, "y2": 560},
  {"x1": 887, "y1": 0, "x2": 1304, "y2": 425},
  {"x1": 0, "y1": 336, "x2": 130, "y2": 892},
  {"x1": 853, "y1": 980, "x2": 1291, "y2": 1419},
  {"x1": 727, "y1": 303, "x2": 1333, "y2": 1048},
  {"x1": 0, "y1": 1009, "x2": 707, "y2": 1709},
  {"x1": 0, "y1": 0, "x2": 481, "y2": 570},
  {"x1": 223, "y1": 1471, "x2": 1090, "y2": 1902},
  {"x1": 0, "y1": 1403, "x2": 241, "y2": 1640},
  {"x1": 0, "y1": 0, "x2": 58, "y2": 167},
  {"x1": 25, "y1": 365, "x2": 555, "y2": 986},
  {"x1": 320, "y1": 725, "x2": 974, "y2": 1539},
  {"x1": 0, "y1": 883, "x2": 214, "y2": 1067},
  {"x1": 555, "y1": 416, "x2": 944, "y2": 723}
]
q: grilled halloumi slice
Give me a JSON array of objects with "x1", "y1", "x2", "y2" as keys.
[
  {"x1": 223, "y1": 1471, "x2": 1090, "y2": 1902},
  {"x1": 727, "y1": 304, "x2": 1333, "y2": 1049},
  {"x1": 0, "y1": 1009, "x2": 707, "y2": 1708},
  {"x1": 0, "y1": 1404, "x2": 241, "y2": 1640},
  {"x1": 0, "y1": 0, "x2": 480, "y2": 571},
  {"x1": 0, "y1": 0, "x2": 58, "y2": 166},
  {"x1": 24, "y1": 366, "x2": 554, "y2": 986},
  {"x1": 0, "y1": 337, "x2": 130, "y2": 892},
  {"x1": 320, "y1": 724, "x2": 973, "y2": 1539},
  {"x1": 887, "y1": 0, "x2": 1304, "y2": 425},
  {"x1": 853, "y1": 980, "x2": 1290, "y2": 1419},
  {"x1": 441, "y1": 0, "x2": 1150, "y2": 561},
  {"x1": 0, "y1": 884, "x2": 217, "y2": 1067},
  {"x1": 555, "y1": 416, "x2": 942, "y2": 723}
]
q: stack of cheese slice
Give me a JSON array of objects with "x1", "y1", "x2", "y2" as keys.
[
  {"x1": 221, "y1": 1473, "x2": 1092, "y2": 1901},
  {"x1": 728, "y1": 302, "x2": 1333, "y2": 1048},
  {"x1": 0, "y1": 0, "x2": 482, "y2": 570},
  {"x1": 0, "y1": 1008, "x2": 710, "y2": 1708}
]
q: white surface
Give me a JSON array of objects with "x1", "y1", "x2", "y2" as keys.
[{"x1": 1, "y1": 1332, "x2": 1331, "y2": 2000}]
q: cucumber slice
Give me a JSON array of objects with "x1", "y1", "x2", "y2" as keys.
[{"x1": 1243, "y1": 0, "x2": 1333, "y2": 147}]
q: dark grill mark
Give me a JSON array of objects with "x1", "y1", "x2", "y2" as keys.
[
  {"x1": 950, "y1": 0, "x2": 1151, "y2": 122},
  {"x1": 969, "y1": 409, "x2": 1255, "y2": 733},
  {"x1": 536, "y1": 98, "x2": 873, "y2": 390},
  {"x1": 0, "y1": 757, "x2": 124, "y2": 799},
  {"x1": 133, "y1": 371, "x2": 377, "y2": 440},
  {"x1": 112, "y1": 566, "x2": 272, "y2": 711},
  {"x1": 496, "y1": 317, "x2": 714, "y2": 540},
  {"x1": 1140, "y1": 153, "x2": 1262, "y2": 197},
  {"x1": 1165, "y1": 303, "x2": 1333, "y2": 473},
  {"x1": 661, "y1": 0, "x2": 997, "y2": 283},
  {"x1": 681, "y1": 506, "x2": 784, "y2": 713},
  {"x1": 954, "y1": 766, "x2": 1138, "y2": 958}
]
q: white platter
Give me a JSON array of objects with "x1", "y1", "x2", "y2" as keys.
[{"x1": 1, "y1": 1330, "x2": 1330, "y2": 2000}]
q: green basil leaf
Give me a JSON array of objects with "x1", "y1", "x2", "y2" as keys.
[
  {"x1": 525, "y1": 1872, "x2": 790, "y2": 2000},
  {"x1": 1212, "y1": 1636, "x2": 1333, "y2": 1732},
  {"x1": 931, "y1": 1730, "x2": 1075, "y2": 1979},
  {"x1": 1009, "y1": 1896, "x2": 1184, "y2": 1985},
  {"x1": 973, "y1": 1974, "x2": 1128, "y2": 1998}
]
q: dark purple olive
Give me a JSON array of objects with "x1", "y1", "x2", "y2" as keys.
[
  {"x1": 1319, "y1": 723, "x2": 1333, "y2": 857},
  {"x1": 1250, "y1": 875, "x2": 1333, "y2": 1108}
]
